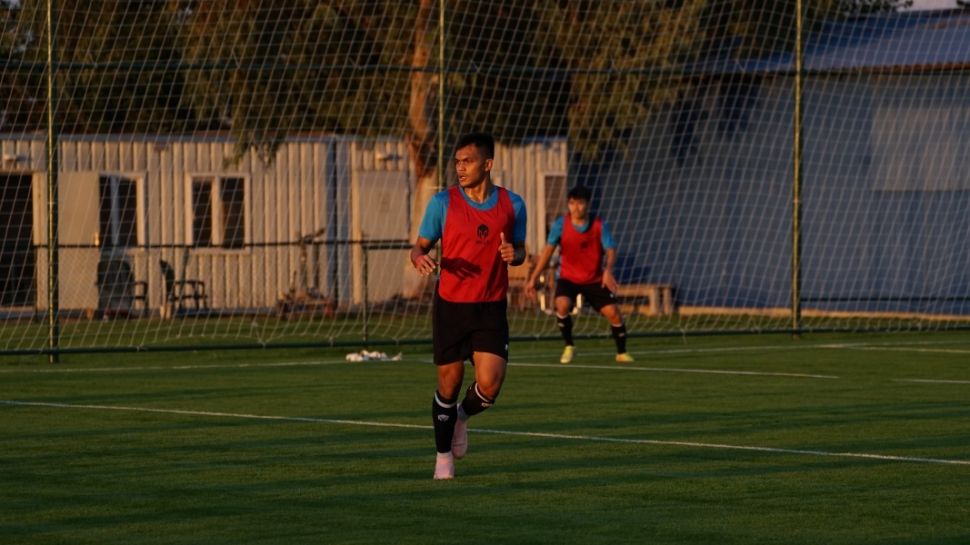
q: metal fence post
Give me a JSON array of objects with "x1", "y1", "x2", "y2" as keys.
[
  {"x1": 46, "y1": 0, "x2": 60, "y2": 363},
  {"x1": 791, "y1": 0, "x2": 804, "y2": 337}
]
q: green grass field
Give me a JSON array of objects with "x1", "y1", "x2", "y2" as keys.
[{"x1": 2, "y1": 332, "x2": 968, "y2": 544}]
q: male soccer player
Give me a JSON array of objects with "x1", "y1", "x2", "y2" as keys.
[
  {"x1": 410, "y1": 132, "x2": 527, "y2": 480},
  {"x1": 525, "y1": 185, "x2": 633, "y2": 364}
]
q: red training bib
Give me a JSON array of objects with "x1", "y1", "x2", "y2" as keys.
[{"x1": 438, "y1": 186, "x2": 515, "y2": 302}]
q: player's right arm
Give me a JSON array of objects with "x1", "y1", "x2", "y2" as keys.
[
  {"x1": 411, "y1": 192, "x2": 447, "y2": 276},
  {"x1": 525, "y1": 216, "x2": 564, "y2": 298},
  {"x1": 410, "y1": 237, "x2": 437, "y2": 276},
  {"x1": 525, "y1": 243, "x2": 556, "y2": 299}
]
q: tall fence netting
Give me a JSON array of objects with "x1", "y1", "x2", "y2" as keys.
[{"x1": 1, "y1": 1, "x2": 969, "y2": 353}]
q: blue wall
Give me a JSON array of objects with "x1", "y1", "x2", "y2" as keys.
[{"x1": 596, "y1": 74, "x2": 970, "y2": 315}]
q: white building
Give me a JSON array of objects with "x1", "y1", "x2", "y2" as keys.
[{"x1": 0, "y1": 134, "x2": 566, "y2": 316}]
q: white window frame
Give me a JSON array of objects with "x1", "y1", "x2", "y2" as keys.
[
  {"x1": 99, "y1": 172, "x2": 146, "y2": 250},
  {"x1": 538, "y1": 171, "x2": 568, "y2": 247},
  {"x1": 185, "y1": 174, "x2": 250, "y2": 251}
]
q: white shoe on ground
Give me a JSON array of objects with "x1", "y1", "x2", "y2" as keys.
[{"x1": 433, "y1": 452, "x2": 454, "y2": 480}]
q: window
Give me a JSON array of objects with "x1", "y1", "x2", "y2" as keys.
[
  {"x1": 99, "y1": 175, "x2": 141, "y2": 248},
  {"x1": 0, "y1": 173, "x2": 35, "y2": 306},
  {"x1": 543, "y1": 173, "x2": 567, "y2": 232},
  {"x1": 189, "y1": 176, "x2": 246, "y2": 249}
]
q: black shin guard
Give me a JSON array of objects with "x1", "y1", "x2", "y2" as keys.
[
  {"x1": 556, "y1": 314, "x2": 575, "y2": 346},
  {"x1": 611, "y1": 323, "x2": 628, "y2": 353},
  {"x1": 459, "y1": 382, "x2": 495, "y2": 419},
  {"x1": 432, "y1": 391, "x2": 458, "y2": 453}
]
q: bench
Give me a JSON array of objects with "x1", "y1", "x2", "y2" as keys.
[{"x1": 615, "y1": 283, "x2": 675, "y2": 316}]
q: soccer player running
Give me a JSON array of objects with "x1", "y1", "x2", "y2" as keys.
[
  {"x1": 525, "y1": 185, "x2": 633, "y2": 364},
  {"x1": 410, "y1": 132, "x2": 527, "y2": 480}
]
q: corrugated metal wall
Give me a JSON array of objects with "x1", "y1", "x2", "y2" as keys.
[{"x1": 1, "y1": 135, "x2": 567, "y2": 315}]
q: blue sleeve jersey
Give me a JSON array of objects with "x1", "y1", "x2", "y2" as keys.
[
  {"x1": 546, "y1": 216, "x2": 565, "y2": 246},
  {"x1": 546, "y1": 215, "x2": 615, "y2": 250},
  {"x1": 417, "y1": 191, "x2": 450, "y2": 244},
  {"x1": 418, "y1": 186, "x2": 527, "y2": 245}
]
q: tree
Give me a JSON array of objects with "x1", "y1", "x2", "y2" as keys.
[
  {"x1": 3, "y1": 0, "x2": 912, "y2": 297},
  {"x1": 841, "y1": 0, "x2": 913, "y2": 14},
  {"x1": 2, "y1": 0, "x2": 196, "y2": 134},
  {"x1": 172, "y1": 0, "x2": 423, "y2": 163}
]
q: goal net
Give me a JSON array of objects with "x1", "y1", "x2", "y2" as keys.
[{"x1": 2, "y1": 0, "x2": 969, "y2": 354}]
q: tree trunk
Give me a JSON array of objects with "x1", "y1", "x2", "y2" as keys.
[{"x1": 402, "y1": 0, "x2": 439, "y2": 299}]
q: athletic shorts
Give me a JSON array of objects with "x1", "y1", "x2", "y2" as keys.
[
  {"x1": 432, "y1": 291, "x2": 509, "y2": 365},
  {"x1": 554, "y1": 278, "x2": 617, "y2": 312}
]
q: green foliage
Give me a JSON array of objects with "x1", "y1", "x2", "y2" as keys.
[
  {"x1": 0, "y1": 0, "x2": 913, "y2": 163},
  {"x1": 174, "y1": 0, "x2": 416, "y2": 163},
  {"x1": 442, "y1": 1, "x2": 567, "y2": 145},
  {"x1": 840, "y1": 0, "x2": 914, "y2": 14},
  {"x1": 528, "y1": 0, "x2": 897, "y2": 161},
  {"x1": 3, "y1": 0, "x2": 196, "y2": 134},
  {"x1": 532, "y1": 1, "x2": 677, "y2": 160}
]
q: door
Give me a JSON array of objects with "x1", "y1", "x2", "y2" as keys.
[
  {"x1": 97, "y1": 175, "x2": 140, "y2": 314},
  {"x1": 351, "y1": 171, "x2": 409, "y2": 304},
  {"x1": 0, "y1": 173, "x2": 35, "y2": 307}
]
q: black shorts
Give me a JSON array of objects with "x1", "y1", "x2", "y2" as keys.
[
  {"x1": 432, "y1": 291, "x2": 509, "y2": 365},
  {"x1": 555, "y1": 278, "x2": 618, "y2": 312}
]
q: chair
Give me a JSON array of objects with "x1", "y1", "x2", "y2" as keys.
[
  {"x1": 131, "y1": 279, "x2": 149, "y2": 314},
  {"x1": 160, "y1": 259, "x2": 208, "y2": 316},
  {"x1": 97, "y1": 258, "x2": 146, "y2": 319}
]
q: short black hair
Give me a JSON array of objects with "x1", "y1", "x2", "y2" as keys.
[
  {"x1": 567, "y1": 185, "x2": 592, "y2": 201},
  {"x1": 454, "y1": 132, "x2": 495, "y2": 159}
]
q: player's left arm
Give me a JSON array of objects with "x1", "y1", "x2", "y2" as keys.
[
  {"x1": 498, "y1": 233, "x2": 526, "y2": 266},
  {"x1": 601, "y1": 220, "x2": 618, "y2": 292},
  {"x1": 602, "y1": 248, "x2": 618, "y2": 293},
  {"x1": 501, "y1": 192, "x2": 527, "y2": 266}
]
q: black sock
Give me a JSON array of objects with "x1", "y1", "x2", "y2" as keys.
[
  {"x1": 556, "y1": 314, "x2": 574, "y2": 346},
  {"x1": 432, "y1": 391, "x2": 458, "y2": 453},
  {"x1": 611, "y1": 323, "x2": 627, "y2": 354},
  {"x1": 459, "y1": 382, "x2": 495, "y2": 419}
]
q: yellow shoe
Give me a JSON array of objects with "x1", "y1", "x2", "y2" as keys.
[
  {"x1": 560, "y1": 345, "x2": 575, "y2": 364},
  {"x1": 615, "y1": 353, "x2": 635, "y2": 363}
]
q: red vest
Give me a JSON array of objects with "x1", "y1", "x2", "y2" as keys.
[
  {"x1": 559, "y1": 215, "x2": 603, "y2": 285},
  {"x1": 438, "y1": 186, "x2": 515, "y2": 302}
]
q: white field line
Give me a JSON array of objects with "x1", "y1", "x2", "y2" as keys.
[
  {"x1": 512, "y1": 362, "x2": 839, "y2": 379},
  {"x1": 0, "y1": 357, "x2": 838, "y2": 380},
  {"x1": 573, "y1": 339, "x2": 970, "y2": 358},
  {"x1": 0, "y1": 359, "x2": 353, "y2": 374},
  {"x1": 893, "y1": 379, "x2": 970, "y2": 385},
  {"x1": 2, "y1": 399, "x2": 967, "y2": 467},
  {"x1": 833, "y1": 346, "x2": 970, "y2": 355},
  {"x1": 567, "y1": 344, "x2": 811, "y2": 359},
  {"x1": 0, "y1": 341, "x2": 872, "y2": 376},
  {"x1": 2, "y1": 339, "x2": 966, "y2": 382}
]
